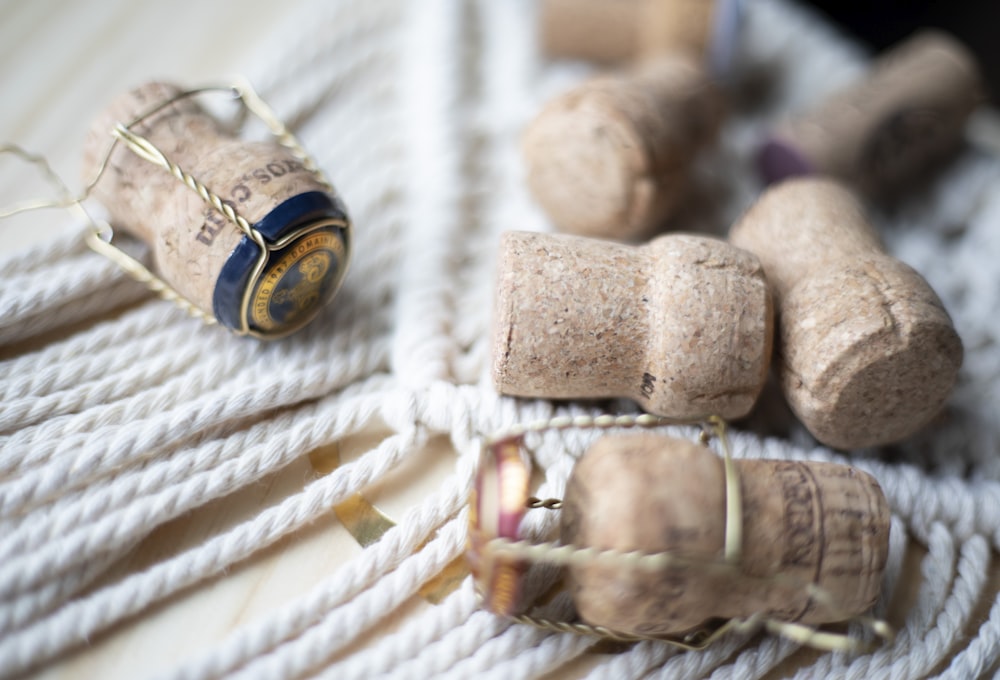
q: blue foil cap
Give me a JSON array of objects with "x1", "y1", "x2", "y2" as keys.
[{"x1": 212, "y1": 191, "x2": 350, "y2": 336}]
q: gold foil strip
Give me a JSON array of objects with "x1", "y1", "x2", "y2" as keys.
[{"x1": 309, "y1": 442, "x2": 467, "y2": 605}]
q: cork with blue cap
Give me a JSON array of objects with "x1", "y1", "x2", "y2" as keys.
[{"x1": 82, "y1": 81, "x2": 351, "y2": 338}]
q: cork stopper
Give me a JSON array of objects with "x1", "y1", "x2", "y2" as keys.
[
  {"x1": 560, "y1": 433, "x2": 890, "y2": 636},
  {"x1": 758, "y1": 31, "x2": 984, "y2": 197},
  {"x1": 539, "y1": 0, "x2": 741, "y2": 73},
  {"x1": 539, "y1": 0, "x2": 644, "y2": 64},
  {"x1": 637, "y1": 0, "x2": 716, "y2": 62},
  {"x1": 82, "y1": 81, "x2": 351, "y2": 337},
  {"x1": 491, "y1": 231, "x2": 772, "y2": 420},
  {"x1": 729, "y1": 178, "x2": 963, "y2": 449},
  {"x1": 522, "y1": 55, "x2": 724, "y2": 240}
]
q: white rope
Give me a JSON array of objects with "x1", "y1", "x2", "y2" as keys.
[
  {"x1": 0, "y1": 248, "x2": 129, "y2": 320},
  {"x1": 0, "y1": 420, "x2": 426, "y2": 677},
  {"x1": 242, "y1": 0, "x2": 401, "y2": 123},
  {"x1": 431, "y1": 599, "x2": 578, "y2": 679},
  {"x1": 705, "y1": 636, "x2": 800, "y2": 680},
  {"x1": 0, "y1": 319, "x2": 203, "y2": 432},
  {"x1": 0, "y1": 274, "x2": 149, "y2": 348},
  {"x1": 890, "y1": 535, "x2": 990, "y2": 679},
  {"x1": 0, "y1": 547, "x2": 125, "y2": 637},
  {"x1": 0, "y1": 302, "x2": 194, "y2": 402},
  {"x1": 644, "y1": 629, "x2": 758, "y2": 679},
  {"x1": 797, "y1": 522, "x2": 958, "y2": 680},
  {"x1": 455, "y1": 626, "x2": 593, "y2": 680},
  {"x1": 938, "y1": 588, "x2": 1000, "y2": 679},
  {"x1": 165, "y1": 450, "x2": 477, "y2": 680},
  {"x1": 0, "y1": 222, "x2": 85, "y2": 277},
  {"x1": 318, "y1": 582, "x2": 481, "y2": 680},
  {"x1": 227, "y1": 513, "x2": 470, "y2": 680},
  {"x1": 382, "y1": 608, "x2": 513, "y2": 680},
  {"x1": 0, "y1": 329, "x2": 388, "y2": 494},
  {"x1": 389, "y1": 0, "x2": 464, "y2": 387},
  {"x1": 582, "y1": 640, "x2": 679, "y2": 680}
]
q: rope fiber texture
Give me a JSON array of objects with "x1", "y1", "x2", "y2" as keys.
[{"x1": 3, "y1": 0, "x2": 1000, "y2": 678}]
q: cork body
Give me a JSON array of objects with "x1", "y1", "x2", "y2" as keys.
[
  {"x1": 539, "y1": 0, "x2": 643, "y2": 63},
  {"x1": 491, "y1": 231, "x2": 772, "y2": 420},
  {"x1": 522, "y1": 55, "x2": 724, "y2": 240},
  {"x1": 540, "y1": 0, "x2": 729, "y2": 66},
  {"x1": 729, "y1": 178, "x2": 962, "y2": 449},
  {"x1": 637, "y1": 0, "x2": 715, "y2": 62},
  {"x1": 560, "y1": 433, "x2": 890, "y2": 636},
  {"x1": 758, "y1": 32, "x2": 983, "y2": 196},
  {"x1": 83, "y1": 81, "x2": 349, "y2": 336}
]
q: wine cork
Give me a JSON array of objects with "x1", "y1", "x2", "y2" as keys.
[
  {"x1": 539, "y1": 0, "x2": 643, "y2": 64},
  {"x1": 758, "y1": 32, "x2": 984, "y2": 197},
  {"x1": 539, "y1": 0, "x2": 740, "y2": 72},
  {"x1": 82, "y1": 81, "x2": 351, "y2": 337},
  {"x1": 560, "y1": 433, "x2": 890, "y2": 636},
  {"x1": 729, "y1": 178, "x2": 963, "y2": 449},
  {"x1": 491, "y1": 230, "x2": 772, "y2": 420},
  {"x1": 637, "y1": 0, "x2": 716, "y2": 62},
  {"x1": 522, "y1": 54, "x2": 724, "y2": 240}
]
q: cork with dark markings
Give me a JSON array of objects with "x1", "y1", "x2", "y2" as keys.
[
  {"x1": 522, "y1": 54, "x2": 724, "y2": 241},
  {"x1": 560, "y1": 433, "x2": 890, "y2": 636},
  {"x1": 758, "y1": 32, "x2": 983, "y2": 196},
  {"x1": 729, "y1": 178, "x2": 963, "y2": 449},
  {"x1": 82, "y1": 81, "x2": 332, "y2": 315},
  {"x1": 491, "y1": 230, "x2": 772, "y2": 420}
]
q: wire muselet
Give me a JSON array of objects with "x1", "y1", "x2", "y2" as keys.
[
  {"x1": 1, "y1": 78, "x2": 350, "y2": 339},
  {"x1": 468, "y1": 414, "x2": 894, "y2": 654}
]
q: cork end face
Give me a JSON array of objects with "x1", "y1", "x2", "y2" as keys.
[
  {"x1": 780, "y1": 258, "x2": 963, "y2": 449},
  {"x1": 643, "y1": 235, "x2": 773, "y2": 420},
  {"x1": 522, "y1": 88, "x2": 661, "y2": 240},
  {"x1": 797, "y1": 323, "x2": 962, "y2": 450},
  {"x1": 562, "y1": 434, "x2": 727, "y2": 635},
  {"x1": 214, "y1": 191, "x2": 351, "y2": 338}
]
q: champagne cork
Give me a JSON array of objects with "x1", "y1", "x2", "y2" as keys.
[
  {"x1": 522, "y1": 54, "x2": 724, "y2": 240},
  {"x1": 560, "y1": 433, "x2": 890, "y2": 636},
  {"x1": 758, "y1": 32, "x2": 984, "y2": 197},
  {"x1": 539, "y1": 0, "x2": 643, "y2": 64},
  {"x1": 83, "y1": 81, "x2": 351, "y2": 337},
  {"x1": 540, "y1": 0, "x2": 741, "y2": 72},
  {"x1": 729, "y1": 178, "x2": 963, "y2": 449},
  {"x1": 491, "y1": 230, "x2": 772, "y2": 420},
  {"x1": 637, "y1": 0, "x2": 717, "y2": 62}
]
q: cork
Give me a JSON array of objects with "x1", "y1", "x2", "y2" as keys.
[
  {"x1": 539, "y1": 0, "x2": 735, "y2": 67},
  {"x1": 758, "y1": 32, "x2": 984, "y2": 197},
  {"x1": 729, "y1": 178, "x2": 963, "y2": 449},
  {"x1": 82, "y1": 81, "x2": 351, "y2": 337},
  {"x1": 539, "y1": 0, "x2": 644, "y2": 64},
  {"x1": 522, "y1": 54, "x2": 724, "y2": 240},
  {"x1": 637, "y1": 0, "x2": 716, "y2": 62},
  {"x1": 560, "y1": 432, "x2": 890, "y2": 637},
  {"x1": 491, "y1": 230, "x2": 772, "y2": 420}
]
